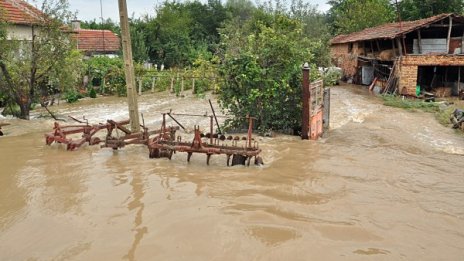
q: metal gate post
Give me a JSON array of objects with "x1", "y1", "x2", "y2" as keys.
[
  {"x1": 323, "y1": 87, "x2": 330, "y2": 133},
  {"x1": 301, "y1": 63, "x2": 310, "y2": 140}
]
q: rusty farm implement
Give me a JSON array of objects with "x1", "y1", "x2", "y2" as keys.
[
  {"x1": 44, "y1": 115, "x2": 179, "y2": 151},
  {"x1": 147, "y1": 113, "x2": 263, "y2": 166},
  {"x1": 45, "y1": 117, "x2": 107, "y2": 150},
  {"x1": 44, "y1": 112, "x2": 263, "y2": 166}
]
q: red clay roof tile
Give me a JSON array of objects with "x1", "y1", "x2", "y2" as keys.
[
  {"x1": 331, "y1": 13, "x2": 464, "y2": 44},
  {"x1": 0, "y1": 0, "x2": 45, "y2": 25},
  {"x1": 72, "y1": 29, "x2": 120, "y2": 53}
]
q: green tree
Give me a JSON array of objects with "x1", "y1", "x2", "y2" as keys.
[
  {"x1": 398, "y1": 0, "x2": 464, "y2": 21},
  {"x1": 148, "y1": 2, "x2": 194, "y2": 67},
  {"x1": 218, "y1": 10, "x2": 315, "y2": 132},
  {"x1": 0, "y1": 17, "x2": 8, "y2": 108},
  {"x1": 328, "y1": 0, "x2": 395, "y2": 34},
  {"x1": 80, "y1": 18, "x2": 120, "y2": 34},
  {"x1": 130, "y1": 19, "x2": 149, "y2": 63},
  {"x1": 289, "y1": 0, "x2": 331, "y2": 66},
  {"x1": 0, "y1": 0, "x2": 77, "y2": 119},
  {"x1": 140, "y1": 0, "x2": 229, "y2": 68},
  {"x1": 84, "y1": 56, "x2": 125, "y2": 95},
  {"x1": 225, "y1": 0, "x2": 256, "y2": 25}
]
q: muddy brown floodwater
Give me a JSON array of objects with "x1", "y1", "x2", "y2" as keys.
[{"x1": 1, "y1": 85, "x2": 464, "y2": 261}]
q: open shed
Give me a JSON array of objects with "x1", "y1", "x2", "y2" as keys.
[{"x1": 330, "y1": 13, "x2": 464, "y2": 97}]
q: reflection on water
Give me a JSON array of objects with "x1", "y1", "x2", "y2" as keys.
[
  {"x1": 247, "y1": 226, "x2": 300, "y2": 246},
  {"x1": 353, "y1": 248, "x2": 390, "y2": 255},
  {"x1": 1, "y1": 87, "x2": 464, "y2": 260},
  {"x1": 123, "y1": 171, "x2": 147, "y2": 261}
]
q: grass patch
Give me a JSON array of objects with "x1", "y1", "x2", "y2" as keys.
[
  {"x1": 382, "y1": 95, "x2": 464, "y2": 131},
  {"x1": 435, "y1": 107, "x2": 455, "y2": 126},
  {"x1": 382, "y1": 95, "x2": 440, "y2": 113}
]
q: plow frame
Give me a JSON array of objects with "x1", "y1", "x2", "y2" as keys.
[
  {"x1": 148, "y1": 114, "x2": 263, "y2": 166},
  {"x1": 45, "y1": 121, "x2": 107, "y2": 150},
  {"x1": 44, "y1": 111, "x2": 263, "y2": 167}
]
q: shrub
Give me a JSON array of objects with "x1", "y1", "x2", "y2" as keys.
[
  {"x1": 65, "y1": 89, "x2": 84, "y2": 103},
  {"x1": 322, "y1": 67, "x2": 342, "y2": 87},
  {"x1": 1, "y1": 103, "x2": 20, "y2": 117},
  {"x1": 89, "y1": 88, "x2": 97, "y2": 98}
]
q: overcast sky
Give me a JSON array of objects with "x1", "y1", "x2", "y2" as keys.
[{"x1": 61, "y1": 0, "x2": 330, "y2": 22}]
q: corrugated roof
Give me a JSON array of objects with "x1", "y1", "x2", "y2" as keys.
[
  {"x1": 72, "y1": 29, "x2": 120, "y2": 53},
  {"x1": 331, "y1": 13, "x2": 464, "y2": 44},
  {"x1": 0, "y1": 0, "x2": 45, "y2": 25}
]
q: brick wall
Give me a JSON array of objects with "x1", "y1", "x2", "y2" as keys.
[
  {"x1": 401, "y1": 55, "x2": 464, "y2": 66},
  {"x1": 330, "y1": 43, "x2": 358, "y2": 78},
  {"x1": 398, "y1": 64, "x2": 418, "y2": 95},
  {"x1": 399, "y1": 55, "x2": 464, "y2": 95}
]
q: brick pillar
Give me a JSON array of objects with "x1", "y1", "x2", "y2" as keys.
[{"x1": 399, "y1": 65, "x2": 418, "y2": 95}]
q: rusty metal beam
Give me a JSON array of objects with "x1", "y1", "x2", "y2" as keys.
[{"x1": 167, "y1": 113, "x2": 186, "y2": 130}]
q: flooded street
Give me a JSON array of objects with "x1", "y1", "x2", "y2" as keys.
[{"x1": 1, "y1": 85, "x2": 463, "y2": 260}]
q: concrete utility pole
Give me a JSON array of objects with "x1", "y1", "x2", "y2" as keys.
[{"x1": 118, "y1": 0, "x2": 140, "y2": 132}]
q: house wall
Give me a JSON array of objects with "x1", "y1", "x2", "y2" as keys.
[
  {"x1": 330, "y1": 43, "x2": 359, "y2": 78},
  {"x1": 6, "y1": 24, "x2": 34, "y2": 40},
  {"x1": 399, "y1": 55, "x2": 464, "y2": 95}
]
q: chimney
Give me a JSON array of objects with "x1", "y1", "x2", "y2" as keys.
[{"x1": 71, "y1": 20, "x2": 81, "y2": 31}]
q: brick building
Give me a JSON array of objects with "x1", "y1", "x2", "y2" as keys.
[{"x1": 330, "y1": 13, "x2": 464, "y2": 96}]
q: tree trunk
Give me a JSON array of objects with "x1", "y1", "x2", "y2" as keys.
[
  {"x1": 18, "y1": 102, "x2": 30, "y2": 120},
  {"x1": 0, "y1": 60, "x2": 30, "y2": 119}
]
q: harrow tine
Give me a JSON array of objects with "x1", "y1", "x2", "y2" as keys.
[{"x1": 226, "y1": 154, "x2": 231, "y2": 166}]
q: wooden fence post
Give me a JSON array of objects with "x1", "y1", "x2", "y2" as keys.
[
  {"x1": 176, "y1": 72, "x2": 179, "y2": 93},
  {"x1": 151, "y1": 77, "x2": 155, "y2": 93},
  {"x1": 192, "y1": 78, "x2": 196, "y2": 94},
  {"x1": 170, "y1": 77, "x2": 174, "y2": 93},
  {"x1": 102, "y1": 77, "x2": 106, "y2": 94},
  {"x1": 138, "y1": 77, "x2": 142, "y2": 96},
  {"x1": 213, "y1": 77, "x2": 217, "y2": 93},
  {"x1": 181, "y1": 76, "x2": 184, "y2": 96}
]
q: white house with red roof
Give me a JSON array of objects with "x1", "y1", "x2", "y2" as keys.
[
  {"x1": 0, "y1": 0, "x2": 46, "y2": 40},
  {"x1": 70, "y1": 20, "x2": 120, "y2": 57},
  {"x1": 0, "y1": 0, "x2": 120, "y2": 57}
]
